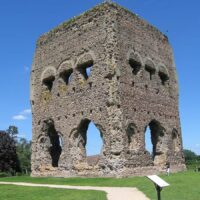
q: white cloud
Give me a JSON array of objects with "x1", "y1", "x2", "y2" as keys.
[
  {"x1": 21, "y1": 109, "x2": 31, "y2": 115},
  {"x1": 13, "y1": 115, "x2": 27, "y2": 120},
  {"x1": 12, "y1": 108, "x2": 31, "y2": 121},
  {"x1": 195, "y1": 144, "x2": 200, "y2": 148}
]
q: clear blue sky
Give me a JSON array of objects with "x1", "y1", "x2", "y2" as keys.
[{"x1": 0, "y1": 0, "x2": 199, "y2": 155}]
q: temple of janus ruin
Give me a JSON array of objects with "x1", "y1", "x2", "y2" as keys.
[{"x1": 31, "y1": 2, "x2": 185, "y2": 177}]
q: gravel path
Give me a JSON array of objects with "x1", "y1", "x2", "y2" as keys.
[{"x1": 0, "y1": 181, "x2": 150, "y2": 200}]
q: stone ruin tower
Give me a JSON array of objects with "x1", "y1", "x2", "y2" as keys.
[{"x1": 31, "y1": 2, "x2": 185, "y2": 177}]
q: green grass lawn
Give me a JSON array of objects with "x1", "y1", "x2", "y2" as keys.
[
  {"x1": 0, "y1": 171, "x2": 200, "y2": 200},
  {"x1": 0, "y1": 185, "x2": 106, "y2": 200}
]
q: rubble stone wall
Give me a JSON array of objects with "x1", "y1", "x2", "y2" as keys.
[{"x1": 31, "y1": 2, "x2": 185, "y2": 177}]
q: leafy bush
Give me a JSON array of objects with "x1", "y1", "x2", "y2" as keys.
[
  {"x1": 184, "y1": 149, "x2": 198, "y2": 161},
  {"x1": 0, "y1": 172, "x2": 9, "y2": 177},
  {"x1": 15, "y1": 172, "x2": 23, "y2": 176},
  {"x1": 186, "y1": 160, "x2": 200, "y2": 171}
]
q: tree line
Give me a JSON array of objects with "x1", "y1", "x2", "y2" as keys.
[
  {"x1": 183, "y1": 149, "x2": 200, "y2": 161},
  {"x1": 183, "y1": 149, "x2": 200, "y2": 170},
  {"x1": 0, "y1": 126, "x2": 31, "y2": 176}
]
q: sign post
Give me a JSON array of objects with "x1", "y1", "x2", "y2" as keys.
[{"x1": 147, "y1": 175, "x2": 170, "y2": 200}]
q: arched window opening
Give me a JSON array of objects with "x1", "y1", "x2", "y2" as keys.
[
  {"x1": 128, "y1": 52, "x2": 142, "y2": 75},
  {"x1": 145, "y1": 65, "x2": 156, "y2": 80},
  {"x1": 144, "y1": 120, "x2": 165, "y2": 162},
  {"x1": 159, "y1": 71, "x2": 169, "y2": 85},
  {"x1": 41, "y1": 67, "x2": 56, "y2": 91},
  {"x1": 60, "y1": 69, "x2": 73, "y2": 85},
  {"x1": 158, "y1": 65, "x2": 169, "y2": 86},
  {"x1": 76, "y1": 119, "x2": 103, "y2": 166},
  {"x1": 145, "y1": 126, "x2": 153, "y2": 155},
  {"x1": 86, "y1": 121, "x2": 103, "y2": 156},
  {"x1": 42, "y1": 119, "x2": 62, "y2": 167},
  {"x1": 77, "y1": 60, "x2": 93, "y2": 80},
  {"x1": 43, "y1": 76, "x2": 55, "y2": 91},
  {"x1": 129, "y1": 58, "x2": 141, "y2": 75}
]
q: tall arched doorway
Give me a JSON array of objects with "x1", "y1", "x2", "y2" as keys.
[
  {"x1": 74, "y1": 119, "x2": 104, "y2": 166},
  {"x1": 41, "y1": 119, "x2": 62, "y2": 167},
  {"x1": 144, "y1": 120, "x2": 166, "y2": 166}
]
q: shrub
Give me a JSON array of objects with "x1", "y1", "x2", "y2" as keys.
[{"x1": 0, "y1": 172, "x2": 9, "y2": 177}]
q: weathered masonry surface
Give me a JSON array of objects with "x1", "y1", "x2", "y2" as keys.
[{"x1": 31, "y1": 2, "x2": 185, "y2": 177}]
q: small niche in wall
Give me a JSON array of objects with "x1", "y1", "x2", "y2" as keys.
[
  {"x1": 172, "y1": 128, "x2": 180, "y2": 152},
  {"x1": 126, "y1": 123, "x2": 137, "y2": 150},
  {"x1": 89, "y1": 82, "x2": 92, "y2": 88},
  {"x1": 155, "y1": 89, "x2": 159, "y2": 94}
]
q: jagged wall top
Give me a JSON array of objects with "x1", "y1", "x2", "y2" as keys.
[{"x1": 36, "y1": 2, "x2": 168, "y2": 47}]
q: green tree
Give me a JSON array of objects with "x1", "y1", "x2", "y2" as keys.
[
  {"x1": 0, "y1": 131, "x2": 20, "y2": 174},
  {"x1": 183, "y1": 149, "x2": 197, "y2": 161},
  {"x1": 6, "y1": 126, "x2": 18, "y2": 140},
  {"x1": 17, "y1": 138, "x2": 31, "y2": 174}
]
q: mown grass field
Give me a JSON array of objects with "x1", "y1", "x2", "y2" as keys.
[
  {"x1": 0, "y1": 185, "x2": 106, "y2": 200},
  {"x1": 0, "y1": 171, "x2": 200, "y2": 200}
]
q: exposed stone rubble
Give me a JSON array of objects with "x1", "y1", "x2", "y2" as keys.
[{"x1": 31, "y1": 2, "x2": 186, "y2": 177}]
